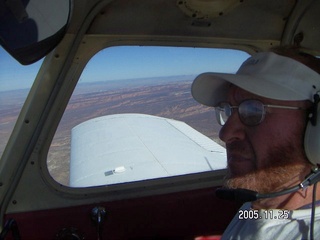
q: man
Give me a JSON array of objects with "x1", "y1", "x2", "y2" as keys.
[{"x1": 191, "y1": 49, "x2": 320, "y2": 239}]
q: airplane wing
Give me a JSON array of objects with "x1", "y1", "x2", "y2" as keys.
[{"x1": 70, "y1": 113, "x2": 226, "y2": 187}]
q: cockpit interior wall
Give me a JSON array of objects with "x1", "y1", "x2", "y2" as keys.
[{"x1": 4, "y1": 187, "x2": 239, "y2": 239}]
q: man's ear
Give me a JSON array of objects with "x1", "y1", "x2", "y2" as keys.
[{"x1": 305, "y1": 94, "x2": 320, "y2": 165}]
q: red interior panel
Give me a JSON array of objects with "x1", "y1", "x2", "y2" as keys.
[{"x1": 4, "y1": 187, "x2": 240, "y2": 239}]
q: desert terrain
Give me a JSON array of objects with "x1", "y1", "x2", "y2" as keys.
[{"x1": 1, "y1": 76, "x2": 223, "y2": 186}]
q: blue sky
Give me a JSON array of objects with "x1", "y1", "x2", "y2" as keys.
[
  {"x1": 80, "y1": 46, "x2": 249, "y2": 82},
  {"x1": 0, "y1": 47, "x2": 43, "y2": 91},
  {"x1": 0, "y1": 46, "x2": 249, "y2": 91}
]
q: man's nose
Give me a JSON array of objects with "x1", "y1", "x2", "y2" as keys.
[{"x1": 219, "y1": 111, "x2": 245, "y2": 144}]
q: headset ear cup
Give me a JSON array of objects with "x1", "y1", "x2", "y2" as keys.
[{"x1": 305, "y1": 105, "x2": 320, "y2": 165}]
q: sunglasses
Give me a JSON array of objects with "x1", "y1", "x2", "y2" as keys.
[{"x1": 215, "y1": 99, "x2": 304, "y2": 126}]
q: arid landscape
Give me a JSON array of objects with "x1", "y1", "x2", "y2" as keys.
[{"x1": 1, "y1": 76, "x2": 223, "y2": 186}]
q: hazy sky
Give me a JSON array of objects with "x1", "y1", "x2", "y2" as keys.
[
  {"x1": 0, "y1": 46, "x2": 249, "y2": 91},
  {"x1": 80, "y1": 46, "x2": 249, "y2": 82},
  {"x1": 0, "y1": 47, "x2": 43, "y2": 91}
]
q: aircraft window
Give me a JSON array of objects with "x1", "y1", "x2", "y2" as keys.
[
  {"x1": 0, "y1": 47, "x2": 43, "y2": 159},
  {"x1": 48, "y1": 46, "x2": 249, "y2": 187}
]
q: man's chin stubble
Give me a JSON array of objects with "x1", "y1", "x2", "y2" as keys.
[{"x1": 224, "y1": 144, "x2": 310, "y2": 194}]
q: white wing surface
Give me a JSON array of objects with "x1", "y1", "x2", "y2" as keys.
[{"x1": 70, "y1": 114, "x2": 226, "y2": 187}]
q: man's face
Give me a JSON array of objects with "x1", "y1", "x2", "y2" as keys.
[{"x1": 219, "y1": 85, "x2": 311, "y2": 194}]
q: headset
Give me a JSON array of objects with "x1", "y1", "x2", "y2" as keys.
[
  {"x1": 305, "y1": 93, "x2": 320, "y2": 165},
  {"x1": 216, "y1": 167, "x2": 320, "y2": 239},
  {"x1": 216, "y1": 166, "x2": 320, "y2": 202}
]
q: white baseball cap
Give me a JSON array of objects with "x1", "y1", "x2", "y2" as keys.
[{"x1": 191, "y1": 52, "x2": 320, "y2": 106}]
